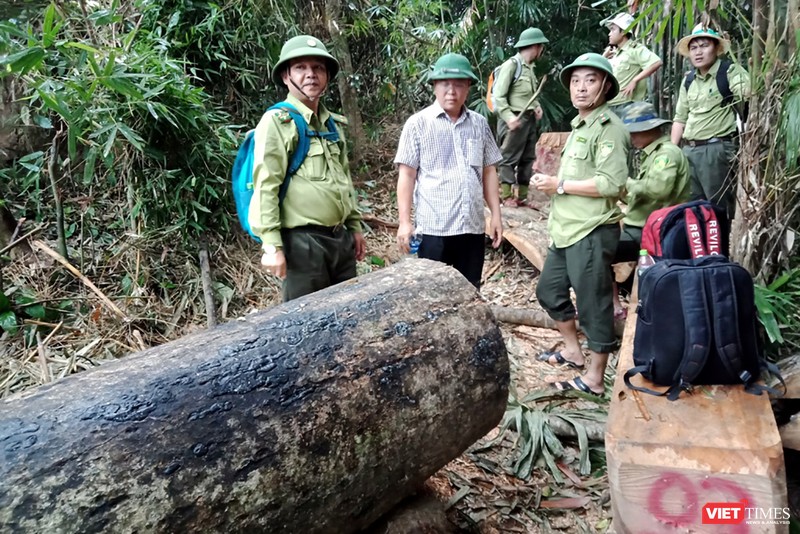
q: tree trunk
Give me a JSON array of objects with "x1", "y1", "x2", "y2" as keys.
[
  {"x1": 325, "y1": 0, "x2": 367, "y2": 169},
  {"x1": 0, "y1": 259, "x2": 509, "y2": 534}
]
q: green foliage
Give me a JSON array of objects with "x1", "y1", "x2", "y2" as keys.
[
  {"x1": 483, "y1": 390, "x2": 606, "y2": 482},
  {"x1": 755, "y1": 266, "x2": 800, "y2": 355}
]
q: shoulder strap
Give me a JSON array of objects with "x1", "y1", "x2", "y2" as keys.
[
  {"x1": 511, "y1": 55, "x2": 523, "y2": 82},
  {"x1": 697, "y1": 204, "x2": 722, "y2": 256},
  {"x1": 683, "y1": 208, "x2": 707, "y2": 259},
  {"x1": 716, "y1": 59, "x2": 734, "y2": 106},
  {"x1": 707, "y1": 264, "x2": 753, "y2": 388},
  {"x1": 267, "y1": 102, "x2": 340, "y2": 204},
  {"x1": 684, "y1": 69, "x2": 696, "y2": 92},
  {"x1": 669, "y1": 268, "x2": 713, "y2": 400},
  {"x1": 624, "y1": 363, "x2": 671, "y2": 397}
]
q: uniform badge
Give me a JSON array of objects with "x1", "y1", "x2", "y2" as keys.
[
  {"x1": 653, "y1": 155, "x2": 670, "y2": 170},
  {"x1": 307, "y1": 39, "x2": 317, "y2": 47},
  {"x1": 599, "y1": 140, "x2": 615, "y2": 158},
  {"x1": 276, "y1": 110, "x2": 292, "y2": 123},
  {"x1": 576, "y1": 136, "x2": 587, "y2": 144}
]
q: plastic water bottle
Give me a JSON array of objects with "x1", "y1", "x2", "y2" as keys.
[
  {"x1": 637, "y1": 248, "x2": 655, "y2": 278},
  {"x1": 409, "y1": 228, "x2": 423, "y2": 255}
]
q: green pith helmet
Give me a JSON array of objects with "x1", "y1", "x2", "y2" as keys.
[
  {"x1": 559, "y1": 52, "x2": 620, "y2": 101},
  {"x1": 620, "y1": 102, "x2": 671, "y2": 133},
  {"x1": 428, "y1": 53, "x2": 479, "y2": 82},
  {"x1": 514, "y1": 27, "x2": 549, "y2": 48},
  {"x1": 271, "y1": 35, "x2": 340, "y2": 85}
]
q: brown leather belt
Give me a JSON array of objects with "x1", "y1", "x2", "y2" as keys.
[
  {"x1": 684, "y1": 135, "x2": 735, "y2": 147},
  {"x1": 290, "y1": 224, "x2": 346, "y2": 237}
]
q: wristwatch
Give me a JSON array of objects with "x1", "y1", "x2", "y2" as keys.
[
  {"x1": 264, "y1": 244, "x2": 280, "y2": 255},
  {"x1": 556, "y1": 179, "x2": 566, "y2": 195}
]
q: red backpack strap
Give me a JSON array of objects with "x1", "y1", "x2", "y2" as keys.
[
  {"x1": 642, "y1": 205, "x2": 672, "y2": 256},
  {"x1": 698, "y1": 205, "x2": 722, "y2": 255},
  {"x1": 684, "y1": 208, "x2": 707, "y2": 258}
]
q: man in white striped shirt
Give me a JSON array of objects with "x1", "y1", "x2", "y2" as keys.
[{"x1": 394, "y1": 53, "x2": 503, "y2": 288}]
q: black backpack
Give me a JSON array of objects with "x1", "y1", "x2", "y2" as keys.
[
  {"x1": 625, "y1": 255, "x2": 784, "y2": 400},
  {"x1": 683, "y1": 59, "x2": 749, "y2": 122}
]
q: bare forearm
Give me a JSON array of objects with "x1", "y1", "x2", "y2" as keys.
[
  {"x1": 671, "y1": 122, "x2": 685, "y2": 145},
  {"x1": 396, "y1": 165, "x2": 417, "y2": 225},
  {"x1": 482, "y1": 166, "x2": 501, "y2": 216}
]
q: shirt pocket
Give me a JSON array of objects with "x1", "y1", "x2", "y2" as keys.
[
  {"x1": 299, "y1": 141, "x2": 326, "y2": 181},
  {"x1": 564, "y1": 142, "x2": 590, "y2": 177},
  {"x1": 467, "y1": 139, "x2": 484, "y2": 169}
]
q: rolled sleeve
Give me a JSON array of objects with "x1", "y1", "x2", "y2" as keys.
[
  {"x1": 729, "y1": 63, "x2": 751, "y2": 100},
  {"x1": 637, "y1": 46, "x2": 662, "y2": 70},
  {"x1": 627, "y1": 161, "x2": 675, "y2": 200},
  {"x1": 592, "y1": 127, "x2": 629, "y2": 198}
]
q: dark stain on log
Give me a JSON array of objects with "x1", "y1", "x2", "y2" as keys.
[{"x1": 0, "y1": 260, "x2": 509, "y2": 533}]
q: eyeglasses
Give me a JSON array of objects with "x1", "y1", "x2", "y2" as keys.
[
  {"x1": 437, "y1": 80, "x2": 470, "y2": 90},
  {"x1": 689, "y1": 41, "x2": 715, "y2": 53}
]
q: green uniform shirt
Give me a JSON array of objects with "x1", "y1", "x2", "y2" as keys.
[
  {"x1": 674, "y1": 58, "x2": 750, "y2": 140},
  {"x1": 249, "y1": 94, "x2": 362, "y2": 250},
  {"x1": 623, "y1": 135, "x2": 691, "y2": 227},
  {"x1": 549, "y1": 105, "x2": 630, "y2": 248},
  {"x1": 493, "y1": 53, "x2": 539, "y2": 124},
  {"x1": 607, "y1": 40, "x2": 661, "y2": 106}
]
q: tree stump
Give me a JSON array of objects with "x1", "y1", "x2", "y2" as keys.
[{"x1": 0, "y1": 259, "x2": 509, "y2": 533}]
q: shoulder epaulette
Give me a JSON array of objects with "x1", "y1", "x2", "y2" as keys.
[
  {"x1": 330, "y1": 112, "x2": 349, "y2": 125},
  {"x1": 599, "y1": 113, "x2": 611, "y2": 124},
  {"x1": 270, "y1": 109, "x2": 293, "y2": 124}
]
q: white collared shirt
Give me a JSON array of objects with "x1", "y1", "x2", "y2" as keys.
[{"x1": 394, "y1": 102, "x2": 501, "y2": 235}]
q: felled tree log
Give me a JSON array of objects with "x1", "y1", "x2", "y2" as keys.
[{"x1": 0, "y1": 259, "x2": 509, "y2": 534}]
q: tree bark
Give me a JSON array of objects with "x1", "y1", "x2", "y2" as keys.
[
  {"x1": 0, "y1": 259, "x2": 509, "y2": 534},
  {"x1": 325, "y1": 0, "x2": 367, "y2": 169}
]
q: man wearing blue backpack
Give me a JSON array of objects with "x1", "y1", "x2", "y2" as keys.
[{"x1": 247, "y1": 35, "x2": 365, "y2": 302}]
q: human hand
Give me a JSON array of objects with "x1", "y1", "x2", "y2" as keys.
[
  {"x1": 489, "y1": 214, "x2": 503, "y2": 248},
  {"x1": 353, "y1": 232, "x2": 366, "y2": 261},
  {"x1": 507, "y1": 116, "x2": 521, "y2": 131},
  {"x1": 533, "y1": 173, "x2": 556, "y2": 195},
  {"x1": 261, "y1": 249, "x2": 287, "y2": 279},
  {"x1": 621, "y1": 81, "x2": 637, "y2": 98},
  {"x1": 396, "y1": 221, "x2": 414, "y2": 254},
  {"x1": 533, "y1": 106, "x2": 543, "y2": 120}
]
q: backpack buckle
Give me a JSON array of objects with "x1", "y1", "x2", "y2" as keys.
[{"x1": 739, "y1": 370, "x2": 753, "y2": 383}]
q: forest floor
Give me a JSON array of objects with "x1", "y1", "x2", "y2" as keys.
[{"x1": 0, "y1": 147, "x2": 621, "y2": 532}]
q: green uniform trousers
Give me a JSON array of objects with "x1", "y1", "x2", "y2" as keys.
[
  {"x1": 536, "y1": 224, "x2": 620, "y2": 353},
  {"x1": 683, "y1": 139, "x2": 738, "y2": 220},
  {"x1": 281, "y1": 225, "x2": 356, "y2": 302},
  {"x1": 496, "y1": 111, "x2": 537, "y2": 190}
]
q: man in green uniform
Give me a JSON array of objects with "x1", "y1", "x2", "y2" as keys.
[
  {"x1": 532, "y1": 53, "x2": 629, "y2": 397},
  {"x1": 602, "y1": 13, "x2": 663, "y2": 117},
  {"x1": 671, "y1": 25, "x2": 750, "y2": 220},
  {"x1": 493, "y1": 27, "x2": 549, "y2": 207},
  {"x1": 249, "y1": 35, "x2": 366, "y2": 302},
  {"x1": 612, "y1": 101, "x2": 690, "y2": 317}
]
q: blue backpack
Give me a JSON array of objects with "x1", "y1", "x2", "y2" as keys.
[{"x1": 232, "y1": 101, "x2": 340, "y2": 241}]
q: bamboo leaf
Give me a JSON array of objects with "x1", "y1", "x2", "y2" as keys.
[{"x1": 2, "y1": 47, "x2": 45, "y2": 74}]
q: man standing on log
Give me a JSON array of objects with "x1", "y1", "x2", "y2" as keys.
[
  {"x1": 532, "y1": 53, "x2": 629, "y2": 396},
  {"x1": 611, "y1": 102, "x2": 690, "y2": 317},
  {"x1": 671, "y1": 25, "x2": 750, "y2": 221},
  {"x1": 249, "y1": 35, "x2": 366, "y2": 301},
  {"x1": 493, "y1": 28, "x2": 549, "y2": 207},
  {"x1": 395, "y1": 53, "x2": 503, "y2": 289},
  {"x1": 602, "y1": 13, "x2": 662, "y2": 118}
]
